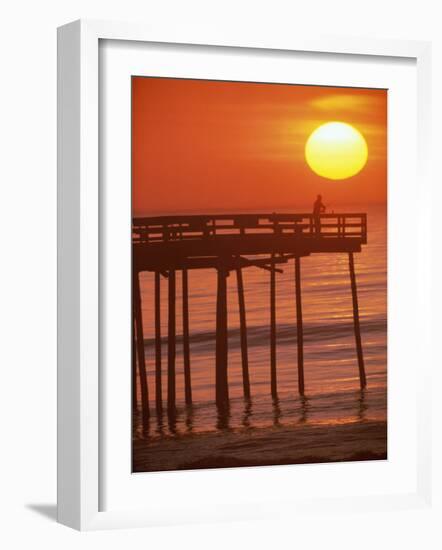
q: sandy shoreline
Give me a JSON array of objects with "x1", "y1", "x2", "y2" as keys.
[{"x1": 133, "y1": 420, "x2": 387, "y2": 472}]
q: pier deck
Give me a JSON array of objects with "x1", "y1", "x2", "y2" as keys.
[{"x1": 133, "y1": 213, "x2": 367, "y2": 271}]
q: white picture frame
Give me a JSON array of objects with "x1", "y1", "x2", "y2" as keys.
[{"x1": 57, "y1": 19, "x2": 432, "y2": 531}]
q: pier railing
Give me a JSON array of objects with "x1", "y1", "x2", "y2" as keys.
[{"x1": 132, "y1": 213, "x2": 367, "y2": 244}]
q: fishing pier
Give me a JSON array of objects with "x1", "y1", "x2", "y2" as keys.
[{"x1": 132, "y1": 212, "x2": 367, "y2": 420}]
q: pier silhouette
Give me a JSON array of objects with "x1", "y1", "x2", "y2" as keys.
[{"x1": 132, "y1": 212, "x2": 367, "y2": 423}]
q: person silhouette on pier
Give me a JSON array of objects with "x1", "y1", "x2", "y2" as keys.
[{"x1": 313, "y1": 194, "x2": 326, "y2": 235}]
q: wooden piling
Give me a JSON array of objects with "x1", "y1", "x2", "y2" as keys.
[
  {"x1": 348, "y1": 252, "x2": 367, "y2": 389},
  {"x1": 294, "y1": 256, "x2": 305, "y2": 395},
  {"x1": 167, "y1": 270, "x2": 176, "y2": 411},
  {"x1": 270, "y1": 254, "x2": 277, "y2": 398},
  {"x1": 154, "y1": 272, "x2": 162, "y2": 411},
  {"x1": 132, "y1": 316, "x2": 137, "y2": 413},
  {"x1": 216, "y1": 266, "x2": 229, "y2": 408},
  {"x1": 236, "y1": 267, "x2": 250, "y2": 399},
  {"x1": 182, "y1": 269, "x2": 192, "y2": 405},
  {"x1": 133, "y1": 271, "x2": 149, "y2": 419}
]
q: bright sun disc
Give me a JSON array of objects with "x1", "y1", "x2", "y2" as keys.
[{"x1": 305, "y1": 122, "x2": 368, "y2": 180}]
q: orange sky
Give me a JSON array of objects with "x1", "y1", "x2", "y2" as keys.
[{"x1": 132, "y1": 77, "x2": 387, "y2": 216}]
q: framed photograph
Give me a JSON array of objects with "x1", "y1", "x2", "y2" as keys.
[
  {"x1": 130, "y1": 77, "x2": 383, "y2": 473},
  {"x1": 57, "y1": 19, "x2": 432, "y2": 530}
]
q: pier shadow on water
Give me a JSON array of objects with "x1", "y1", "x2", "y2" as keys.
[{"x1": 132, "y1": 388, "x2": 378, "y2": 440}]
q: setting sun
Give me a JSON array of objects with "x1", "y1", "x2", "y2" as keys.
[{"x1": 305, "y1": 121, "x2": 368, "y2": 181}]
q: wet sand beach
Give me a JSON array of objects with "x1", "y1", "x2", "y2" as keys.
[{"x1": 133, "y1": 419, "x2": 387, "y2": 472}]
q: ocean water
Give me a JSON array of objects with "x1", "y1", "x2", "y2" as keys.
[{"x1": 133, "y1": 206, "x2": 387, "y2": 439}]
